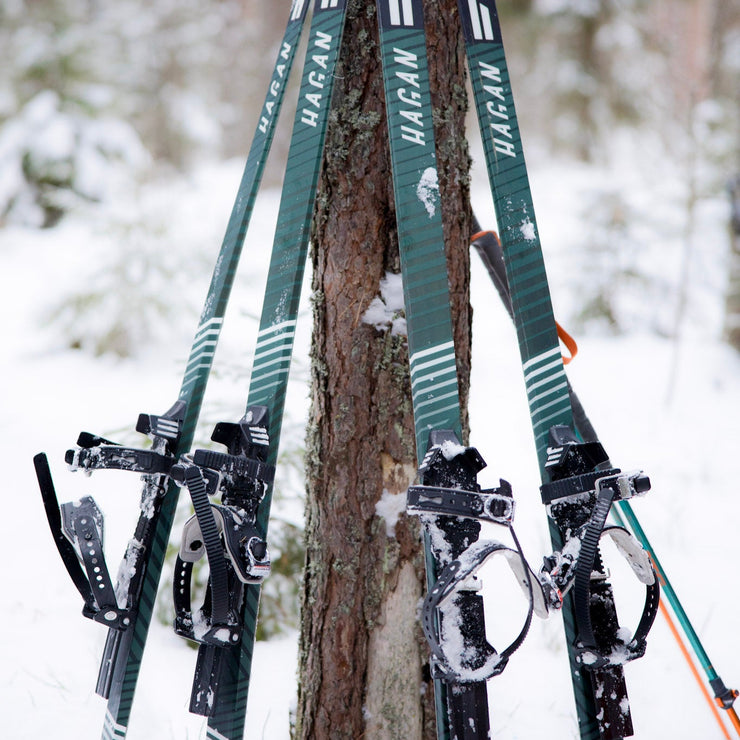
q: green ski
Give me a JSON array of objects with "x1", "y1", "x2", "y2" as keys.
[
  {"x1": 460, "y1": 3, "x2": 658, "y2": 738},
  {"x1": 34, "y1": 3, "x2": 310, "y2": 738}
]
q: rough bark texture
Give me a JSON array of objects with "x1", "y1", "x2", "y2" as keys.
[{"x1": 296, "y1": 1, "x2": 472, "y2": 738}]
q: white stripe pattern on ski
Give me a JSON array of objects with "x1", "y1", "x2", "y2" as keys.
[
  {"x1": 256, "y1": 318, "x2": 297, "y2": 339},
  {"x1": 251, "y1": 320, "x2": 297, "y2": 387},
  {"x1": 102, "y1": 711, "x2": 127, "y2": 740},
  {"x1": 467, "y1": 0, "x2": 495, "y2": 41},
  {"x1": 181, "y1": 317, "x2": 224, "y2": 386},
  {"x1": 409, "y1": 341, "x2": 458, "y2": 420},
  {"x1": 521, "y1": 345, "x2": 561, "y2": 375},
  {"x1": 388, "y1": 0, "x2": 414, "y2": 26},
  {"x1": 153, "y1": 417, "x2": 180, "y2": 439},
  {"x1": 291, "y1": 0, "x2": 307, "y2": 20},
  {"x1": 521, "y1": 346, "x2": 569, "y2": 437},
  {"x1": 248, "y1": 426, "x2": 270, "y2": 445}
]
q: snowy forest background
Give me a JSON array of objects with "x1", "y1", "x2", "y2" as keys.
[{"x1": 1, "y1": 0, "x2": 740, "y2": 738}]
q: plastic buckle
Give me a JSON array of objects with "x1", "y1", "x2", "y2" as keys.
[{"x1": 407, "y1": 481, "x2": 514, "y2": 525}]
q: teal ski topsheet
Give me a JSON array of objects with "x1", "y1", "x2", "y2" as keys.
[
  {"x1": 99, "y1": 3, "x2": 310, "y2": 738},
  {"x1": 459, "y1": 2, "x2": 627, "y2": 738},
  {"x1": 204, "y1": 2, "x2": 350, "y2": 738},
  {"x1": 459, "y1": 0, "x2": 572, "y2": 469},
  {"x1": 375, "y1": 0, "x2": 463, "y2": 455},
  {"x1": 375, "y1": 2, "x2": 490, "y2": 739}
]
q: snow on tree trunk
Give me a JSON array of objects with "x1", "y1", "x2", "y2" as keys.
[{"x1": 295, "y1": 1, "x2": 472, "y2": 737}]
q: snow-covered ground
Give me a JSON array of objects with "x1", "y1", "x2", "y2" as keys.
[{"x1": 1, "y1": 152, "x2": 738, "y2": 739}]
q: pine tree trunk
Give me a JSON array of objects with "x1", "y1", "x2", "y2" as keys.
[{"x1": 295, "y1": 1, "x2": 472, "y2": 737}]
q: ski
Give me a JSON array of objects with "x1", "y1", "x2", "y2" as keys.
[
  {"x1": 184, "y1": 3, "x2": 351, "y2": 738},
  {"x1": 375, "y1": 2, "x2": 542, "y2": 738},
  {"x1": 472, "y1": 222, "x2": 740, "y2": 737},
  {"x1": 33, "y1": 2, "x2": 310, "y2": 737},
  {"x1": 460, "y1": 3, "x2": 658, "y2": 738}
]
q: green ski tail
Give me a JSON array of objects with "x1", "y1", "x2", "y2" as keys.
[
  {"x1": 95, "y1": 4, "x2": 311, "y2": 738},
  {"x1": 375, "y1": 2, "x2": 490, "y2": 738},
  {"x1": 204, "y1": 3, "x2": 350, "y2": 738}
]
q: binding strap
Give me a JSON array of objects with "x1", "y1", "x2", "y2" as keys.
[
  {"x1": 35, "y1": 401, "x2": 186, "y2": 630},
  {"x1": 407, "y1": 449, "x2": 546, "y2": 683},
  {"x1": 422, "y1": 529, "x2": 548, "y2": 682},
  {"x1": 170, "y1": 409, "x2": 273, "y2": 649},
  {"x1": 573, "y1": 508, "x2": 660, "y2": 667},
  {"x1": 407, "y1": 481, "x2": 514, "y2": 524},
  {"x1": 542, "y1": 465, "x2": 660, "y2": 668},
  {"x1": 34, "y1": 453, "x2": 133, "y2": 629},
  {"x1": 34, "y1": 453, "x2": 99, "y2": 616},
  {"x1": 172, "y1": 501, "x2": 271, "y2": 648}
]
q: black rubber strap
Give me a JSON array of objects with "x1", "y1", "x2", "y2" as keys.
[
  {"x1": 34, "y1": 453, "x2": 97, "y2": 612},
  {"x1": 573, "y1": 479, "x2": 615, "y2": 651},
  {"x1": 541, "y1": 468, "x2": 620, "y2": 504},
  {"x1": 602, "y1": 527, "x2": 661, "y2": 661},
  {"x1": 66, "y1": 445, "x2": 174, "y2": 475},
  {"x1": 573, "y1": 479, "x2": 660, "y2": 666},
  {"x1": 182, "y1": 465, "x2": 231, "y2": 628},
  {"x1": 192, "y1": 448, "x2": 275, "y2": 485},
  {"x1": 630, "y1": 577, "x2": 661, "y2": 658},
  {"x1": 173, "y1": 555, "x2": 195, "y2": 639}
]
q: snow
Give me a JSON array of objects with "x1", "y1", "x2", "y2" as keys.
[
  {"x1": 438, "y1": 592, "x2": 505, "y2": 681},
  {"x1": 0, "y1": 91, "x2": 149, "y2": 226},
  {"x1": 416, "y1": 166, "x2": 439, "y2": 218},
  {"x1": 375, "y1": 489, "x2": 408, "y2": 538},
  {"x1": 2, "y1": 135, "x2": 739, "y2": 740},
  {"x1": 362, "y1": 271, "x2": 407, "y2": 336},
  {"x1": 519, "y1": 217, "x2": 536, "y2": 242},
  {"x1": 439, "y1": 439, "x2": 468, "y2": 461}
]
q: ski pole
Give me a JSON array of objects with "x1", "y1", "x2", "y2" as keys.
[
  {"x1": 613, "y1": 500, "x2": 740, "y2": 737},
  {"x1": 656, "y1": 598, "x2": 730, "y2": 739}
]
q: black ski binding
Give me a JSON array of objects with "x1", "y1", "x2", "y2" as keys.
[
  {"x1": 407, "y1": 430, "x2": 545, "y2": 682},
  {"x1": 172, "y1": 405, "x2": 274, "y2": 653},
  {"x1": 33, "y1": 400, "x2": 186, "y2": 630},
  {"x1": 66, "y1": 401, "x2": 186, "y2": 477},
  {"x1": 538, "y1": 425, "x2": 659, "y2": 668}
]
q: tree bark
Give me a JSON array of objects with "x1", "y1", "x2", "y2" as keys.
[{"x1": 295, "y1": 1, "x2": 472, "y2": 738}]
